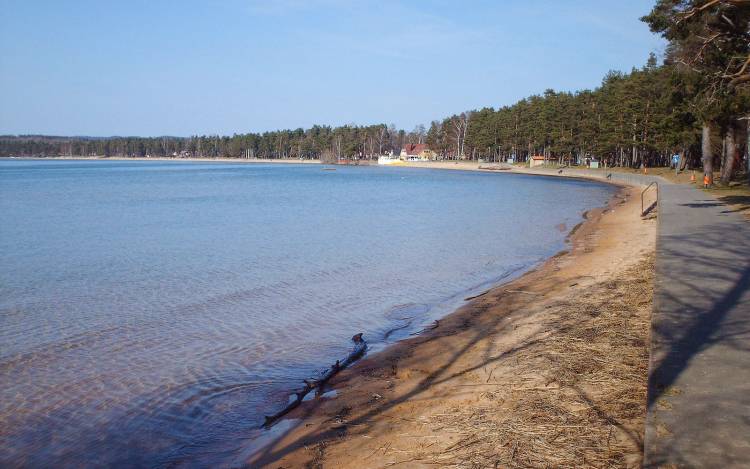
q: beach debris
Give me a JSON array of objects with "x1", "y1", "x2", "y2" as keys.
[
  {"x1": 263, "y1": 333, "x2": 367, "y2": 427},
  {"x1": 478, "y1": 164, "x2": 512, "y2": 171},
  {"x1": 409, "y1": 320, "x2": 440, "y2": 336},
  {"x1": 504, "y1": 289, "x2": 541, "y2": 296},
  {"x1": 464, "y1": 289, "x2": 491, "y2": 301}
]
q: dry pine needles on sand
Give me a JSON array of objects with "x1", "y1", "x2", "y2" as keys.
[{"x1": 424, "y1": 256, "x2": 654, "y2": 468}]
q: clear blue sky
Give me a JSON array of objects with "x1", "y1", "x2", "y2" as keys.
[{"x1": 0, "y1": 0, "x2": 665, "y2": 137}]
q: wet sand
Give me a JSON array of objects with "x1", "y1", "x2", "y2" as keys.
[{"x1": 244, "y1": 179, "x2": 657, "y2": 468}]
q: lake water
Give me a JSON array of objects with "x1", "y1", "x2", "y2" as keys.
[{"x1": 0, "y1": 160, "x2": 614, "y2": 467}]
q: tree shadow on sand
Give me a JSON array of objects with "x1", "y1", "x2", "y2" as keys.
[
  {"x1": 246, "y1": 295, "x2": 541, "y2": 467},
  {"x1": 246, "y1": 257, "x2": 658, "y2": 467}
]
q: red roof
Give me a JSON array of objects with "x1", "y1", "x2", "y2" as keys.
[{"x1": 403, "y1": 143, "x2": 428, "y2": 155}]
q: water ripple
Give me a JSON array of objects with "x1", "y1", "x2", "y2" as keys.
[{"x1": 0, "y1": 160, "x2": 614, "y2": 467}]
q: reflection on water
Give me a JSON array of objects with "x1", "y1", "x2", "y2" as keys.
[{"x1": 0, "y1": 160, "x2": 614, "y2": 467}]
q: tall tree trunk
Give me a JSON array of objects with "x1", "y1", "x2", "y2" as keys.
[
  {"x1": 702, "y1": 123, "x2": 713, "y2": 185},
  {"x1": 720, "y1": 133, "x2": 727, "y2": 178},
  {"x1": 720, "y1": 124, "x2": 737, "y2": 185},
  {"x1": 679, "y1": 149, "x2": 688, "y2": 171}
]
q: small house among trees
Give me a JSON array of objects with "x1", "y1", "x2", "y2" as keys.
[
  {"x1": 400, "y1": 143, "x2": 435, "y2": 160},
  {"x1": 529, "y1": 155, "x2": 560, "y2": 167}
]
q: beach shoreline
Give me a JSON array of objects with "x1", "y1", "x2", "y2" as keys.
[
  {"x1": 242, "y1": 169, "x2": 657, "y2": 467},
  {"x1": 5, "y1": 157, "x2": 657, "y2": 466},
  {"x1": 6, "y1": 156, "x2": 322, "y2": 164}
]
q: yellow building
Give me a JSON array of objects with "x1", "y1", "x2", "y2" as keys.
[{"x1": 400, "y1": 144, "x2": 435, "y2": 160}]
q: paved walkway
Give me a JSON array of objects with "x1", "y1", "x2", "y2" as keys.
[
  {"x1": 511, "y1": 166, "x2": 664, "y2": 186},
  {"x1": 513, "y1": 167, "x2": 750, "y2": 466},
  {"x1": 644, "y1": 183, "x2": 750, "y2": 468}
]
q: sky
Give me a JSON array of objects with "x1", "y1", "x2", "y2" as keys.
[{"x1": 0, "y1": 0, "x2": 666, "y2": 137}]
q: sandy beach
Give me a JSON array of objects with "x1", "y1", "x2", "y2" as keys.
[
  {"x1": 15, "y1": 156, "x2": 658, "y2": 466},
  {"x1": 243, "y1": 171, "x2": 657, "y2": 468}
]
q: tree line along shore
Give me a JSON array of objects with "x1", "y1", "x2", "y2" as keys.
[{"x1": 2, "y1": 1, "x2": 748, "y2": 186}]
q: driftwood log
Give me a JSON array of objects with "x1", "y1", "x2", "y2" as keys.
[{"x1": 263, "y1": 333, "x2": 367, "y2": 427}]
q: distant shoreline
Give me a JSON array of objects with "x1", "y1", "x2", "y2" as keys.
[
  {"x1": 0, "y1": 156, "x2": 592, "y2": 176},
  {"x1": 3, "y1": 156, "x2": 322, "y2": 165},
  {"x1": 4, "y1": 156, "x2": 667, "y2": 188},
  {"x1": 0, "y1": 156, "x2": 539, "y2": 175}
]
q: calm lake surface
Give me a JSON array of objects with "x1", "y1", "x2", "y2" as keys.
[{"x1": 0, "y1": 160, "x2": 614, "y2": 467}]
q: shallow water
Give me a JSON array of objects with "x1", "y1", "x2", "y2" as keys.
[{"x1": 0, "y1": 160, "x2": 614, "y2": 467}]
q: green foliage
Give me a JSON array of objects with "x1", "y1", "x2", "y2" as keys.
[
  {"x1": 642, "y1": 0, "x2": 750, "y2": 119},
  {"x1": 0, "y1": 124, "x2": 395, "y2": 160},
  {"x1": 0, "y1": 61, "x2": 713, "y2": 167},
  {"x1": 453, "y1": 61, "x2": 701, "y2": 166}
]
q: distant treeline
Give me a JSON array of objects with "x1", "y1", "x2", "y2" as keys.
[
  {"x1": 0, "y1": 126, "x2": 401, "y2": 162},
  {"x1": 2, "y1": 1, "x2": 749, "y2": 182},
  {"x1": 1, "y1": 55, "x2": 747, "y2": 171}
]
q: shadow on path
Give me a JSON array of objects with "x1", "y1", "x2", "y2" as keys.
[{"x1": 645, "y1": 186, "x2": 750, "y2": 468}]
